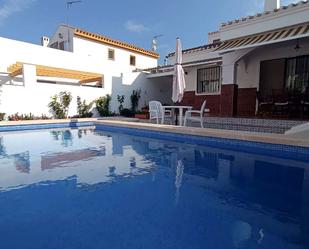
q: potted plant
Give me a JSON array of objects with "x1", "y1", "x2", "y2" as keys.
[
  {"x1": 117, "y1": 95, "x2": 125, "y2": 114},
  {"x1": 131, "y1": 89, "x2": 141, "y2": 113},
  {"x1": 0, "y1": 113, "x2": 5, "y2": 121},
  {"x1": 135, "y1": 104, "x2": 149, "y2": 119},
  {"x1": 134, "y1": 111, "x2": 149, "y2": 119},
  {"x1": 141, "y1": 103, "x2": 149, "y2": 113}
]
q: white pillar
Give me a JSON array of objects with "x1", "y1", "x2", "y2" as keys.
[
  {"x1": 264, "y1": 0, "x2": 280, "y2": 12},
  {"x1": 22, "y1": 64, "x2": 37, "y2": 87},
  {"x1": 222, "y1": 49, "x2": 253, "y2": 85}
]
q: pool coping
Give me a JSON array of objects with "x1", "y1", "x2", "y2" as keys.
[
  {"x1": 0, "y1": 118, "x2": 98, "y2": 126},
  {"x1": 94, "y1": 120, "x2": 309, "y2": 148},
  {"x1": 0, "y1": 118, "x2": 308, "y2": 148}
]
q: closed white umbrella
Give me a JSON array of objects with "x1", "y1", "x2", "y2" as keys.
[{"x1": 172, "y1": 38, "x2": 186, "y2": 103}]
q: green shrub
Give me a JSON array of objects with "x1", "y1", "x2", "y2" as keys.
[
  {"x1": 48, "y1": 91, "x2": 72, "y2": 119},
  {"x1": 117, "y1": 95, "x2": 125, "y2": 114},
  {"x1": 8, "y1": 113, "x2": 50, "y2": 121},
  {"x1": 77, "y1": 96, "x2": 93, "y2": 118},
  {"x1": 95, "y1": 95, "x2": 112, "y2": 117},
  {"x1": 130, "y1": 89, "x2": 141, "y2": 113}
]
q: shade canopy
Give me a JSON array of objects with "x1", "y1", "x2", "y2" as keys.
[
  {"x1": 172, "y1": 38, "x2": 186, "y2": 103},
  {"x1": 216, "y1": 22, "x2": 309, "y2": 53},
  {"x1": 7, "y1": 62, "x2": 102, "y2": 84}
]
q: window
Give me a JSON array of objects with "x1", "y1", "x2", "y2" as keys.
[
  {"x1": 197, "y1": 66, "x2": 221, "y2": 94},
  {"x1": 285, "y1": 55, "x2": 309, "y2": 93},
  {"x1": 130, "y1": 55, "x2": 136, "y2": 66},
  {"x1": 108, "y1": 49, "x2": 115, "y2": 60}
]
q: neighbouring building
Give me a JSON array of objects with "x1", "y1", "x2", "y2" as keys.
[
  {"x1": 0, "y1": 24, "x2": 172, "y2": 117},
  {"x1": 145, "y1": 0, "x2": 309, "y2": 119}
]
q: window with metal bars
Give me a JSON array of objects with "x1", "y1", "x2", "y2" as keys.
[
  {"x1": 197, "y1": 66, "x2": 221, "y2": 94},
  {"x1": 285, "y1": 55, "x2": 309, "y2": 93}
]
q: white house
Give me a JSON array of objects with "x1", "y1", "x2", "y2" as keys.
[
  {"x1": 146, "y1": 0, "x2": 309, "y2": 119},
  {"x1": 0, "y1": 24, "x2": 171, "y2": 117}
]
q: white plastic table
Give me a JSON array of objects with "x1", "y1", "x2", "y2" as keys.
[{"x1": 163, "y1": 105, "x2": 192, "y2": 126}]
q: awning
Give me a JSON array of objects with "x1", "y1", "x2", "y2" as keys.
[
  {"x1": 7, "y1": 62, "x2": 103, "y2": 84},
  {"x1": 216, "y1": 22, "x2": 309, "y2": 53}
]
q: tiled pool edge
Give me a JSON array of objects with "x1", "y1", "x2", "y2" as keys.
[
  {"x1": 0, "y1": 119, "x2": 308, "y2": 161},
  {"x1": 95, "y1": 121, "x2": 309, "y2": 162},
  {"x1": 0, "y1": 121, "x2": 95, "y2": 132}
]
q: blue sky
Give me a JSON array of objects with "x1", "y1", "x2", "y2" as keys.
[{"x1": 0, "y1": 0, "x2": 298, "y2": 62}]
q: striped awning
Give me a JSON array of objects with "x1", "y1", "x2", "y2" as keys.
[{"x1": 216, "y1": 22, "x2": 309, "y2": 53}]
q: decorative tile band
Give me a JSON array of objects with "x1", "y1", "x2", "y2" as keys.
[
  {"x1": 95, "y1": 124, "x2": 309, "y2": 162},
  {"x1": 0, "y1": 122, "x2": 94, "y2": 132},
  {"x1": 203, "y1": 117, "x2": 306, "y2": 133},
  {"x1": 0, "y1": 121, "x2": 308, "y2": 162}
]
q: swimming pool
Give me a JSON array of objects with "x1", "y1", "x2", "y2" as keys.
[{"x1": 0, "y1": 125, "x2": 308, "y2": 249}]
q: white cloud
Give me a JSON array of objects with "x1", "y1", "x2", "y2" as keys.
[
  {"x1": 124, "y1": 20, "x2": 149, "y2": 33},
  {"x1": 0, "y1": 0, "x2": 37, "y2": 24}
]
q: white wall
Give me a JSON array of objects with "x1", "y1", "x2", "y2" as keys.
[
  {"x1": 72, "y1": 36, "x2": 157, "y2": 72},
  {"x1": 110, "y1": 73, "x2": 173, "y2": 111},
  {"x1": 220, "y1": 3, "x2": 309, "y2": 40},
  {"x1": 222, "y1": 48, "x2": 253, "y2": 85},
  {"x1": 208, "y1": 32, "x2": 221, "y2": 44},
  {"x1": 168, "y1": 49, "x2": 220, "y2": 65},
  {"x1": 236, "y1": 37, "x2": 309, "y2": 89},
  {"x1": 0, "y1": 33, "x2": 162, "y2": 117},
  {"x1": 166, "y1": 49, "x2": 222, "y2": 94},
  {"x1": 48, "y1": 25, "x2": 74, "y2": 52}
]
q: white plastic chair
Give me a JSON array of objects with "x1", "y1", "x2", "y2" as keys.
[
  {"x1": 149, "y1": 101, "x2": 173, "y2": 124},
  {"x1": 184, "y1": 100, "x2": 208, "y2": 128}
]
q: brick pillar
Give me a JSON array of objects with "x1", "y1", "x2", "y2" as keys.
[{"x1": 220, "y1": 84, "x2": 238, "y2": 116}]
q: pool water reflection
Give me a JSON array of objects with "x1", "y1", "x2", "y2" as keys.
[{"x1": 0, "y1": 128, "x2": 308, "y2": 249}]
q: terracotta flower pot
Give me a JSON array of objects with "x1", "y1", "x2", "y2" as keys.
[{"x1": 134, "y1": 113, "x2": 149, "y2": 119}]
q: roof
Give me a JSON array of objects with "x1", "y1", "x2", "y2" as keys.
[
  {"x1": 221, "y1": 0, "x2": 309, "y2": 28},
  {"x1": 74, "y1": 28, "x2": 160, "y2": 59},
  {"x1": 167, "y1": 42, "x2": 221, "y2": 58},
  {"x1": 216, "y1": 21, "x2": 309, "y2": 53}
]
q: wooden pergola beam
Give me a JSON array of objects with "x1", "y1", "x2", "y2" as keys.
[
  {"x1": 7, "y1": 62, "x2": 103, "y2": 82},
  {"x1": 9, "y1": 68, "x2": 23, "y2": 77},
  {"x1": 7, "y1": 63, "x2": 23, "y2": 77},
  {"x1": 79, "y1": 76, "x2": 103, "y2": 84}
]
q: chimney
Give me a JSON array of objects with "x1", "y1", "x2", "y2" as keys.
[
  {"x1": 264, "y1": 0, "x2": 280, "y2": 11},
  {"x1": 41, "y1": 36, "x2": 50, "y2": 47}
]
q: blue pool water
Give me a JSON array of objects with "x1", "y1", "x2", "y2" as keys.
[{"x1": 0, "y1": 126, "x2": 308, "y2": 249}]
